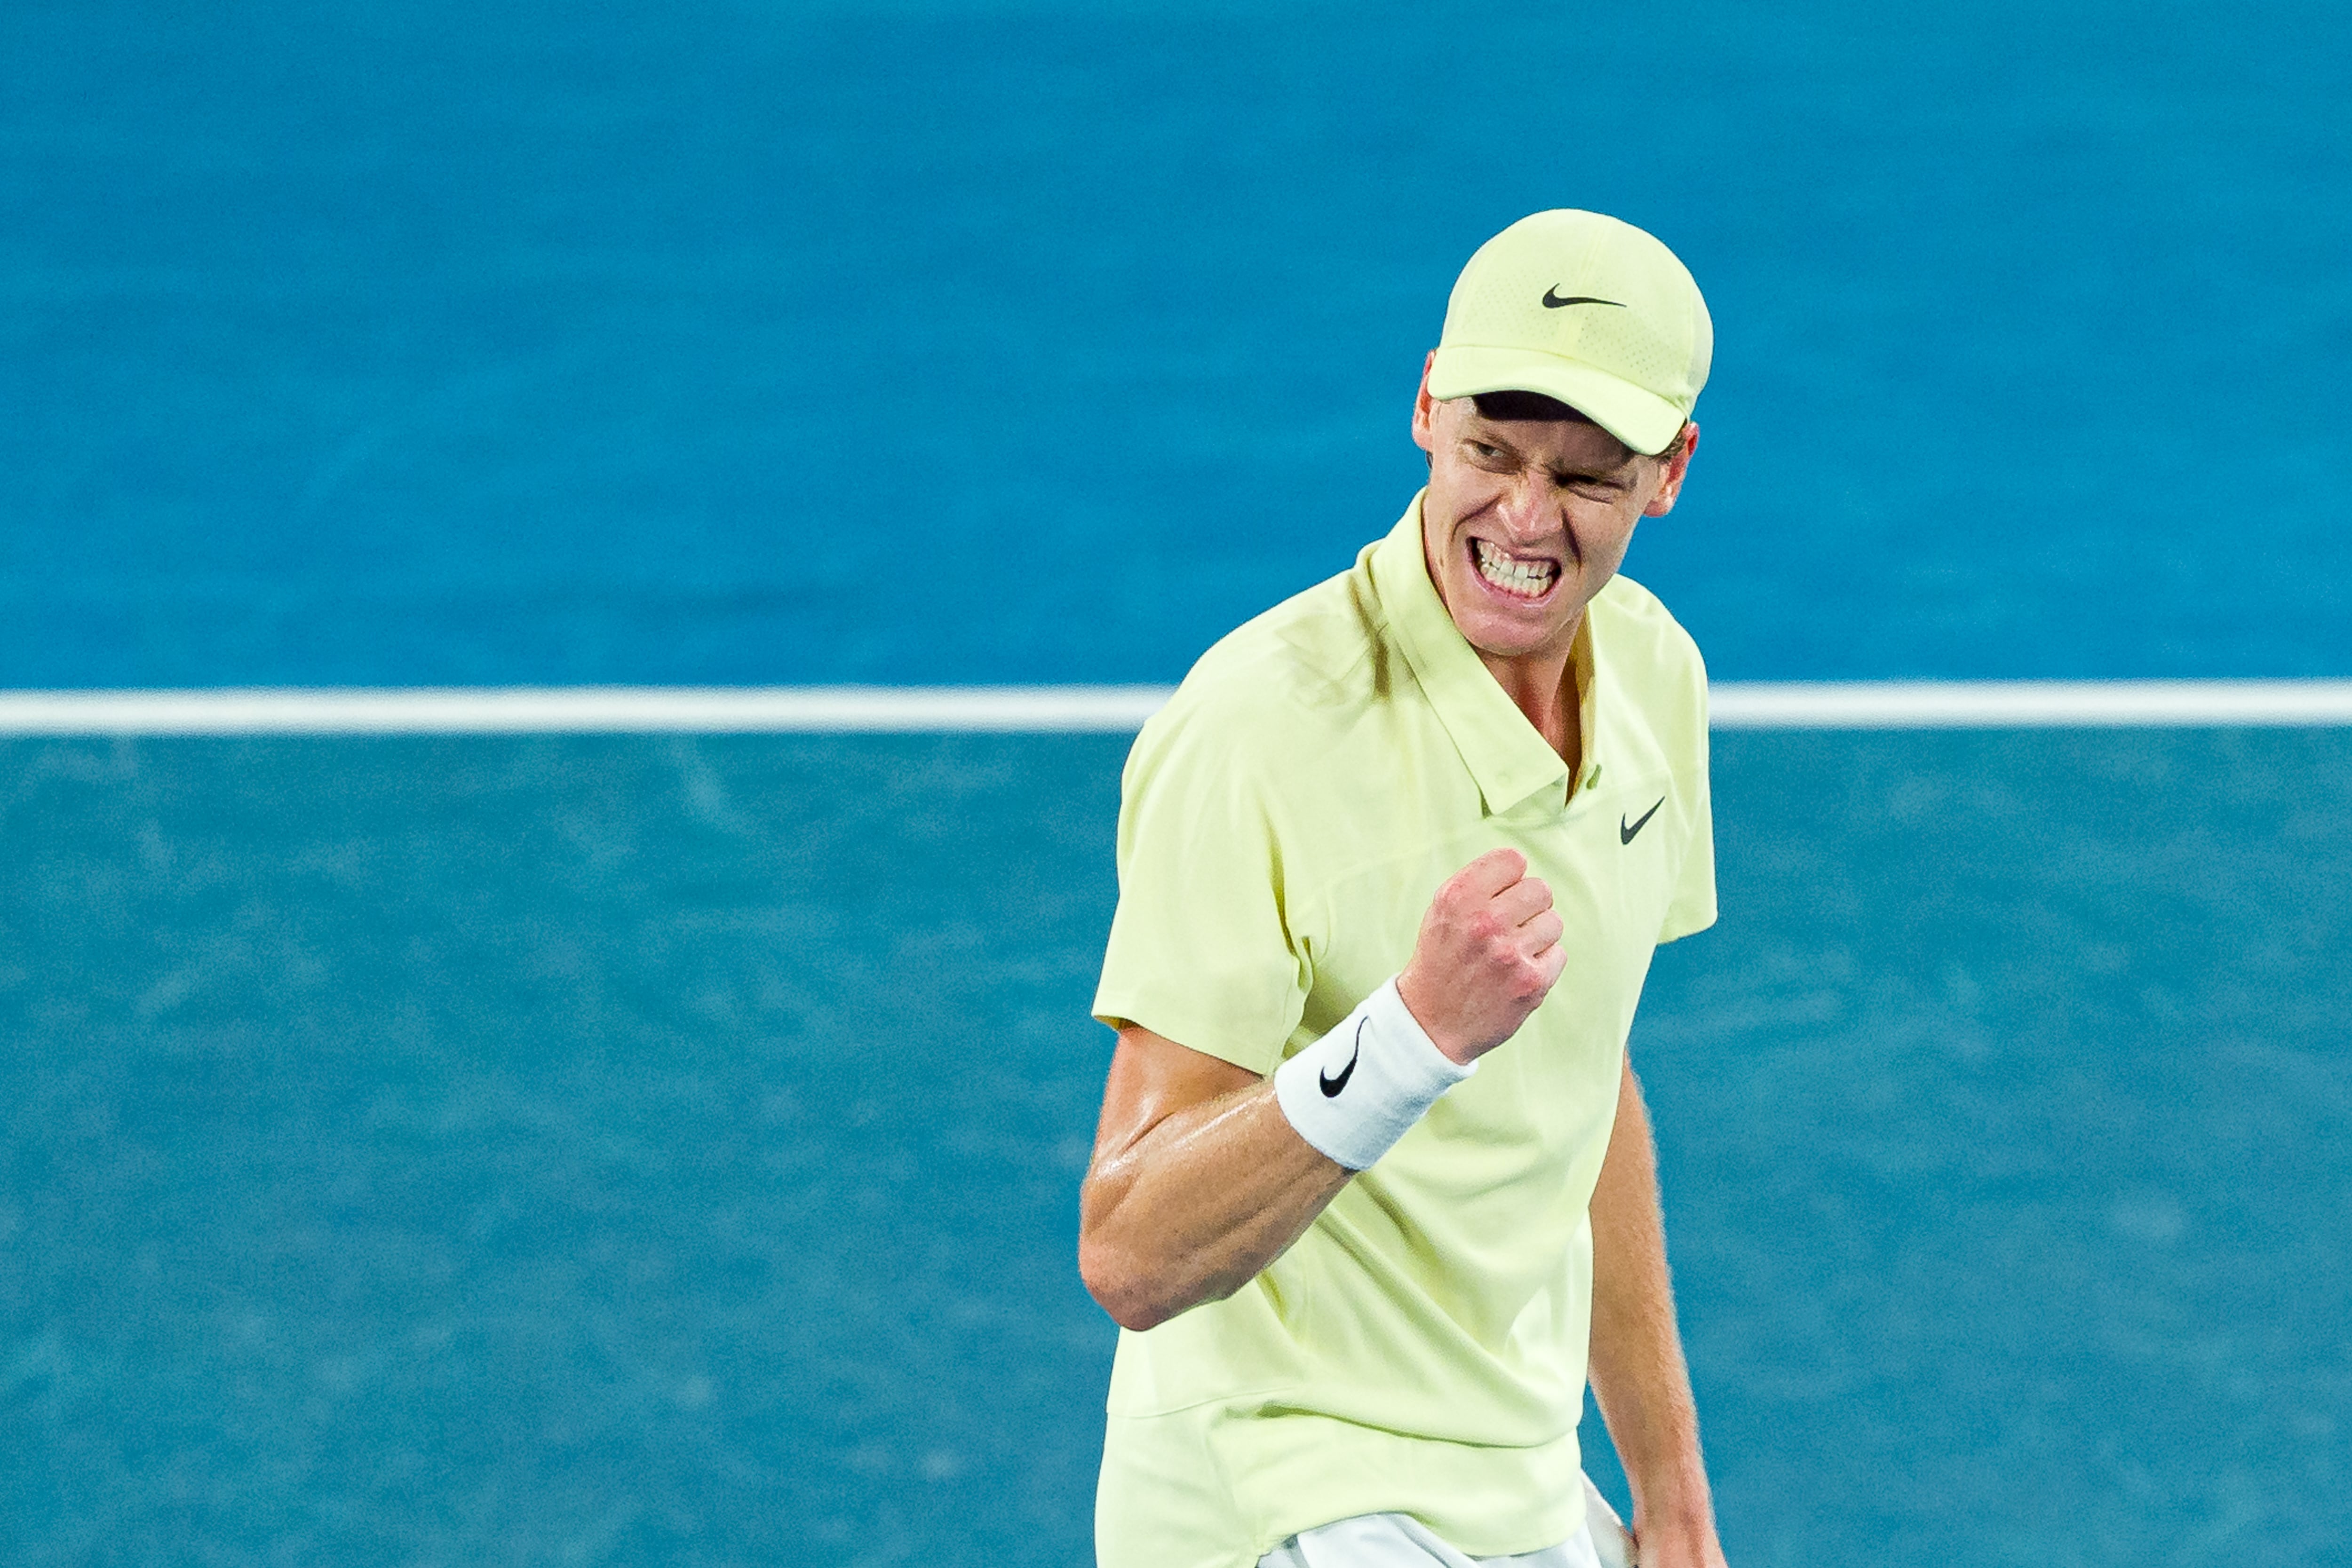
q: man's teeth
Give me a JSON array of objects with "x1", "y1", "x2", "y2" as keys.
[{"x1": 1473, "y1": 540, "x2": 1558, "y2": 598}]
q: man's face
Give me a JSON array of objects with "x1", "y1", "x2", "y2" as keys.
[{"x1": 1410, "y1": 355, "x2": 1695, "y2": 666}]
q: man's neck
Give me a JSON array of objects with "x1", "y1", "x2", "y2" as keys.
[{"x1": 1476, "y1": 618, "x2": 1584, "y2": 776}]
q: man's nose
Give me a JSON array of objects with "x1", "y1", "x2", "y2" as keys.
[{"x1": 1495, "y1": 476, "x2": 1554, "y2": 543}]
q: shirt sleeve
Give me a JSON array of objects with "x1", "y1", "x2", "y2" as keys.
[
  {"x1": 1657, "y1": 672, "x2": 1717, "y2": 943},
  {"x1": 1091, "y1": 699, "x2": 1313, "y2": 1076},
  {"x1": 1658, "y1": 753, "x2": 1716, "y2": 943}
]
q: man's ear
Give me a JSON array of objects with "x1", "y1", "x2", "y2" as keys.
[
  {"x1": 1642, "y1": 422, "x2": 1700, "y2": 517},
  {"x1": 1411, "y1": 351, "x2": 1440, "y2": 456}
]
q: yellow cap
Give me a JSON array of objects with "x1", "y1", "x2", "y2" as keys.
[{"x1": 1428, "y1": 210, "x2": 1711, "y2": 456}]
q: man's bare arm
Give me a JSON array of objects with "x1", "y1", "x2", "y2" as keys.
[
  {"x1": 1587, "y1": 1055, "x2": 1727, "y2": 1568},
  {"x1": 1078, "y1": 847, "x2": 1567, "y2": 1332},
  {"x1": 1078, "y1": 1028, "x2": 1350, "y2": 1332}
]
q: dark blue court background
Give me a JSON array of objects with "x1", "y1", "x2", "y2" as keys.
[
  {"x1": 0, "y1": 0, "x2": 2346, "y2": 687},
  {"x1": 7, "y1": 731, "x2": 2349, "y2": 1564},
  {"x1": 5, "y1": 4, "x2": 2352, "y2": 1567}
]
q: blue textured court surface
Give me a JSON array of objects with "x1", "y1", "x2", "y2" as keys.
[
  {"x1": 5, "y1": 2, "x2": 2352, "y2": 1566},
  {"x1": 8, "y1": 730, "x2": 2349, "y2": 1565}
]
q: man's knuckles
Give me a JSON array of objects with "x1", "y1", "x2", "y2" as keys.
[{"x1": 1462, "y1": 908, "x2": 1508, "y2": 945}]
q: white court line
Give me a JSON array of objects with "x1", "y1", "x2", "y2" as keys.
[
  {"x1": 0, "y1": 681, "x2": 2347, "y2": 735},
  {"x1": 1707, "y1": 680, "x2": 2352, "y2": 729},
  {"x1": 0, "y1": 686, "x2": 1176, "y2": 735}
]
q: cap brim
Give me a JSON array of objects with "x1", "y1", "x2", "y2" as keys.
[{"x1": 1428, "y1": 345, "x2": 1687, "y2": 456}]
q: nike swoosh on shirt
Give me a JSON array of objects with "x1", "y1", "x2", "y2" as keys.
[{"x1": 1621, "y1": 798, "x2": 1666, "y2": 845}]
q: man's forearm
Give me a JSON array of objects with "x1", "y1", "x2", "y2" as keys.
[
  {"x1": 1587, "y1": 1057, "x2": 1719, "y2": 1548},
  {"x1": 1078, "y1": 1032, "x2": 1352, "y2": 1332}
]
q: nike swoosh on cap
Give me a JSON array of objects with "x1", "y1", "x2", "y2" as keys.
[{"x1": 1542, "y1": 288, "x2": 1624, "y2": 309}]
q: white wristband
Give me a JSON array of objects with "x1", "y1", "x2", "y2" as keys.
[{"x1": 1273, "y1": 976, "x2": 1474, "y2": 1171}]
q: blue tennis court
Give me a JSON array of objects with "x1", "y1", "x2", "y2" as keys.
[
  {"x1": 4, "y1": 1, "x2": 2348, "y2": 1564},
  {"x1": 9, "y1": 727, "x2": 2348, "y2": 1563}
]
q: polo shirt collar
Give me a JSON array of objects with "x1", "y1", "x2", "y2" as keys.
[{"x1": 1370, "y1": 492, "x2": 1597, "y2": 817}]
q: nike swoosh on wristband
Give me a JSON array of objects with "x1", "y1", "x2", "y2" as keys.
[
  {"x1": 1542, "y1": 288, "x2": 1623, "y2": 309},
  {"x1": 1621, "y1": 797, "x2": 1665, "y2": 845},
  {"x1": 1319, "y1": 1020, "x2": 1365, "y2": 1097}
]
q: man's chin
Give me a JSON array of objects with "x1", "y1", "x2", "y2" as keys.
[{"x1": 1455, "y1": 616, "x2": 1568, "y2": 662}]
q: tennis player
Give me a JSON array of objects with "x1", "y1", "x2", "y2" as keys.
[{"x1": 1079, "y1": 210, "x2": 1728, "y2": 1568}]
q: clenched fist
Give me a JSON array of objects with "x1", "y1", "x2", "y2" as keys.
[{"x1": 1395, "y1": 848, "x2": 1566, "y2": 1065}]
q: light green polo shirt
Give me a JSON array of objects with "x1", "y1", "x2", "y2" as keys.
[{"x1": 1090, "y1": 494, "x2": 1716, "y2": 1568}]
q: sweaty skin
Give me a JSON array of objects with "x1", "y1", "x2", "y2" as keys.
[{"x1": 1079, "y1": 358, "x2": 1724, "y2": 1568}]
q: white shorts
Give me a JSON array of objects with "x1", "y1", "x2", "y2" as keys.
[{"x1": 1256, "y1": 1512, "x2": 1604, "y2": 1568}]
